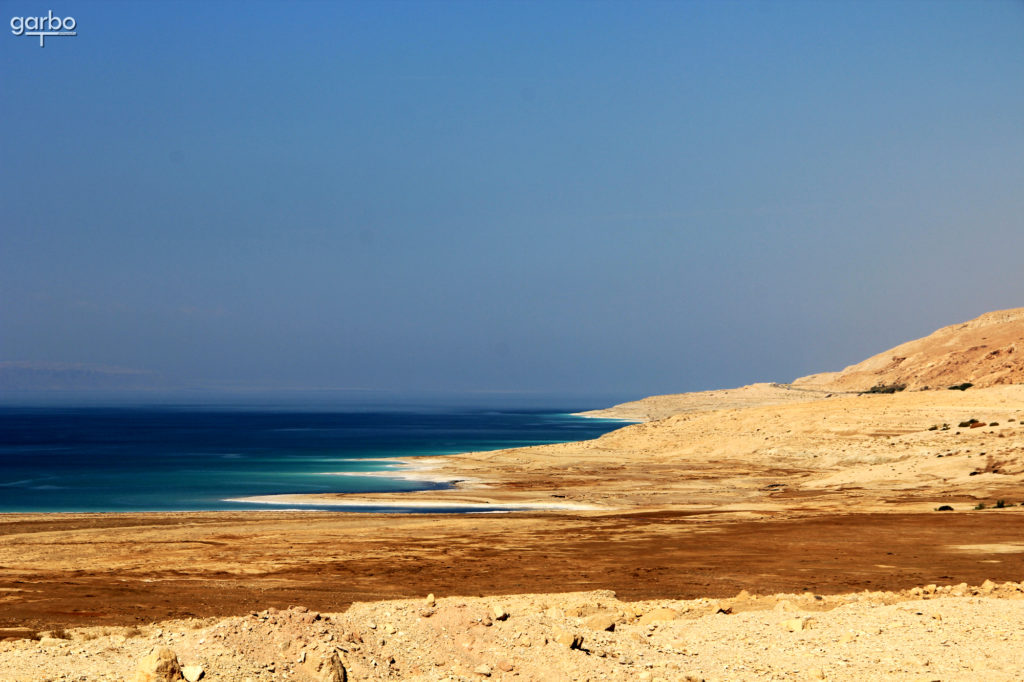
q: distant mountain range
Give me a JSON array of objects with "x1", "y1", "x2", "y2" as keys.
[{"x1": 0, "y1": 362, "x2": 161, "y2": 391}]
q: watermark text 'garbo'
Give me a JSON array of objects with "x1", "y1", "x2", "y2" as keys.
[{"x1": 11, "y1": 11, "x2": 76, "y2": 47}]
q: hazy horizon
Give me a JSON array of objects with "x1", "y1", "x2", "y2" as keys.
[{"x1": 3, "y1": 1, "x2": 1023, "y2": 405}]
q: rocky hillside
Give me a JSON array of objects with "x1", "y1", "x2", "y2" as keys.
[{"x1": 794, "y1": 307, "x2": 1024, "y2": 392}]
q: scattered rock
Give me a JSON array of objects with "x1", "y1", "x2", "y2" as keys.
[
  {"x1": 584, "y1": 613, "x2": 616, "y2": 632},
  {"x1": 492, "y1": 605, "x2": 509, "y2": 621},
  {"x1": 319, "y1": 651, "x2": 346, "y2": 682},
  {"x1": 133, "y1": 647, "x2": 183, "y2": 682},
  {"x1": 553, "y1": 628, "x2": 583, "y2": 649},
  {"x1": 782, "y1": 617, "x2": 812, "y2": 633},
  {"x1": 638, "y1": 608, "x2": 678, "y2": 626},
  {"x1": 181, "y1": 665, "x2": 204, "y2": 682},
  {"x1": 473, "y1": 664, "x2": 492, "y2": 676}
]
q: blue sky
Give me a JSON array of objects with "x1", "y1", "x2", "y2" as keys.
[{"x1": 2, "y1": 0, "x2": 1023, "y2": 403}]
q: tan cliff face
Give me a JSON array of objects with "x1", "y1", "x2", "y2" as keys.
[{"x1": 793, "y1": 307, "x2": 1024, "y2": 392}]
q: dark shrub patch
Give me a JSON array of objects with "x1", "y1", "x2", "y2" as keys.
[{"x1": 864, "y1": 384, "x2": 907, "y2": 395}]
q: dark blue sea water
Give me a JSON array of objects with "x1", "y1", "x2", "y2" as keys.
[{"x1": 0, "y1": 407, "x2": 625, "y2": 512}]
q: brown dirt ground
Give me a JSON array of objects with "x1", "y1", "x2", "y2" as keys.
[{"x1": 3, "y1": 509, "x2": 1024, "y2": 636}]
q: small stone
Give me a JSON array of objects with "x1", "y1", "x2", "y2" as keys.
[
  {"x1": 981, "y1": 579, "x2": 997, "y2": 594},
  {"x1": 553, "y1": 628, "x2": 583, "y2": 649},
  {"x1": 473, "y1": 664, "x2": 492, "y2": 677},
  {"x1": 492, "y1": 605, "x2": 509, "y2": 621},
  {"x1": 782, "y1": 617, "x2": 808, "y2": 632},
  {"x1": 181, "y1": 666, "x2": 204, "y2": 682},
  {"x1": 425, "y1": 593, "x2": 435, "y2": 605},
  {"x1": 808, "y1": 669, "x2": 825, "y2": 679}
]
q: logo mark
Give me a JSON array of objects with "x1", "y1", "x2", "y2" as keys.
[{"x1": 10, "y1": 11, "x2": 76, "y2": 47}]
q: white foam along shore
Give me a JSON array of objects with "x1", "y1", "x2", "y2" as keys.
[
  {"x1": 226, "y1": 457, "x2": 602, "y2": 511},
  {"x1": 223, "y1": 494, "x2": 601, "y2": 511},
  {"x1": 317, "y1": 457, "x2": 467, "y2": 483},
  {"x1": 569, "y1": 411, "x2": 641, "y2": 422}
]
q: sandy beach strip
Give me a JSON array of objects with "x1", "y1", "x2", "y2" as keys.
[{"x1": 224, "y1": 493, "x2": 601, "y2": 511}]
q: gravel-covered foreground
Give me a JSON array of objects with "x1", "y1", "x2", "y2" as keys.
[{"x1": 3, "y1": 580, "x2": 1024, "y2": 681}]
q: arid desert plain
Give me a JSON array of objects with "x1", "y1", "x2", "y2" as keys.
[{"x1": 2, "y1": 308, "x2": 1024, "y2": 681}]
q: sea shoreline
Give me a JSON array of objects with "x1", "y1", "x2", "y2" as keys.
[{"x1": 0, "y1": 408, "x2": 623, "y2": 514}]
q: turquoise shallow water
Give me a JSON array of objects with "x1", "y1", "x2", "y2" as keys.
[{"x1": 0, "y1": 407, "x2": 625, "y2": 512}]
